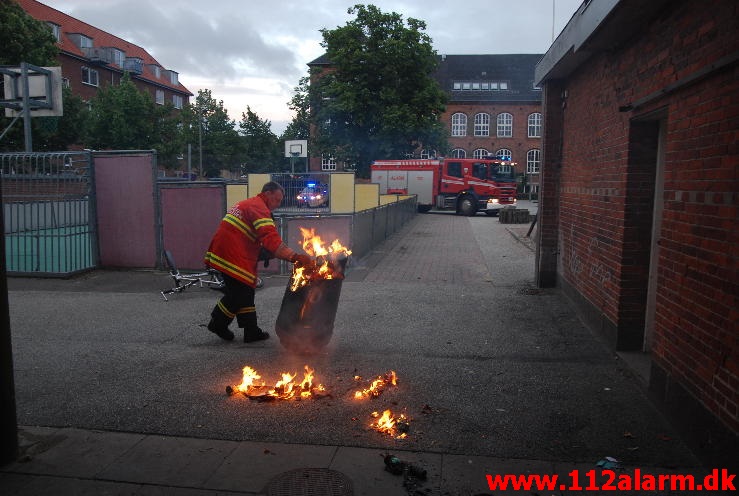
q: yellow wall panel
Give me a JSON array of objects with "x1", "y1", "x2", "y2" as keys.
[{"x1": 329, "y1": 173, "x2": 355, "y2": 213}]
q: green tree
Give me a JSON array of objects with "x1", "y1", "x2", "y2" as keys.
[
  {"x1": 0, "y1": 0, "x2": 61, "y2": 151},
  {"x1": 33, "y1": 86, "x2": 88, "y2": 150},
  {"x1": 311, "y1": 4, "x2": 447, "y2": 177},
  {"x1": 238, "y1": 106, "x2": 279, "y2": 174},
  {"x1": 86, "y1": 72, "x2": 157, "y2": 149},
  {"x1": 181, "y1": 89, "x2": 240, "y2": 178},
  {"x1": 282, "y1": 75, "x2": 311, "y2": 141},
  {"x1": 0, "y1": 0, "x2": 57, "y2": 66}
]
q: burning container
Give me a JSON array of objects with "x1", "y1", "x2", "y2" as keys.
[{"x1": 275, "y1": 229, "x2": 350, "y2": 353}]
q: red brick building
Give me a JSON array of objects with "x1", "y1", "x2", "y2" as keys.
[
  {"x1": 15, "y1": 0, "x2": 191, "y2": 111},
  {"x1": 307, "y1": 53, "x2": 543, "y2": 191},
  {"x1": 535, "y1": 0, "x2": 738, "y2": 464}
]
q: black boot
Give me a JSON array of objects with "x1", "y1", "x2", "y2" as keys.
[
  {"x1": 239, "y1": 312, "x2": 269, "y2": 343},
  {"x1": 207, "y1": 312, "x2": 234, "y2": 341}
]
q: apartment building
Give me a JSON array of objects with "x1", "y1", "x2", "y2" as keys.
[{"x1": 15, "y1": 0, "x2": 191, "y2": 110}]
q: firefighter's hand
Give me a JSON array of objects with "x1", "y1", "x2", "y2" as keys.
[{"x1": 291, "y1": 254, "x2": 315, "y2": 269}]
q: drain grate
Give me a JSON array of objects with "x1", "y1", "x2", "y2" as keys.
[{"x1": 266, "y1": 468, "x2": 354, "y2": 496}]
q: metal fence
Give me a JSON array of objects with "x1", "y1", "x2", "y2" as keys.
[
  {"x1": 271, "y1": 172, "x2": 332, "y2": 214},
  {"x1": 1, "y1": 151, "x2": 96, "y2": 276}
]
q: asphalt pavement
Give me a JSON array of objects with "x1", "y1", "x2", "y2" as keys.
[{"x1": 1, "y1": 201, "x2": 714, "y2": 495}]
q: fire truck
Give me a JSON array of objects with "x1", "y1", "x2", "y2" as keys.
[{"x1": 370, "y1": 156, "x2": 517, "y2": 216}]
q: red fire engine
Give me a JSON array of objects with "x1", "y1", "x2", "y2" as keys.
[{"x1": 370, "y1": 156, "x2": 518, "y2": 216}]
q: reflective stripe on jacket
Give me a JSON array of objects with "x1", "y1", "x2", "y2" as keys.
[{"x1": 204, "y1": 192, "x2": 283, "y2": 287}]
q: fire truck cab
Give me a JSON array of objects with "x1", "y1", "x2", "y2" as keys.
[{"x1": 370, "y1": 156, "x2": 517, "y2": 216}]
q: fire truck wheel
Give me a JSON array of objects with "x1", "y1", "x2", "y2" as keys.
[{"x1": 458, "y1": 196, "x2": 477, "y2": 216}]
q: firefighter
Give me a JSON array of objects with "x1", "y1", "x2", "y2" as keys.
[{"x1": 204, "y1": 181, "x2": 314, "y2": 343}]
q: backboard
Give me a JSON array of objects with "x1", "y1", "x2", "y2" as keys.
[
  {"x1": 284, "y1": 139, "x2": 308, "y2": 158},
  {"x1": 2, "y1": 65, "x2": 63, "y2": 118}
]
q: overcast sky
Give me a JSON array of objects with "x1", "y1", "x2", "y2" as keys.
[{"x1": 49, "y1": 0, "x2": 582, "y2": 134}]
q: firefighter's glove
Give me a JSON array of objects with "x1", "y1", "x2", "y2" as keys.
[
  {"x1": 258, "y1": 247, "x2": 273, "y2": 268},
  {"x1": 291, "y1": 254, "x2": 315, "y2": 269}
]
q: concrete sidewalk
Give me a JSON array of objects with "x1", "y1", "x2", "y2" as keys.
[{"x1": 2, "y1": 205, "x2": 713, "y2": 495}]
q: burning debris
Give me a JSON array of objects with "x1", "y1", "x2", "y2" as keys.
[
  {"x1": 226, "y1": 365, "x2": 328, "y2": 401},
  {"x1": 370, "y1": 409, "x2": 410, "y2": 439},
  {"x1": 353, "y1": 370, "x2": 397, "y2": 399},
  {"x1": 289, "y1": 228, "x2": 352, "y2": 292}
]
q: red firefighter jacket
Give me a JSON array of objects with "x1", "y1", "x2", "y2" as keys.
[{"x1": 204, "y1": 193, "x2": 283, "y2": 287}]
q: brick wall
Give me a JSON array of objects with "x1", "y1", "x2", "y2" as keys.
[{"x1": 539, "y1": 0, "x2": 738, "y2": 453}]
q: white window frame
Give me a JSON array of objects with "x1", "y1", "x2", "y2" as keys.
[
  {"x1": 497, "y1": 113, "x2": 513, "y2": 137},
  {"x1": 155, "y1": 89, "x2": 164, "y2": 105},
  {"x1": 473, "y1": 148, "x2": 490, "y2": 159},
  {"x1": 321, "y1": 155, "x2": 336, "y2": 171},
  {"x1": 450, "y1": 148, "x2": 466, "y2": 158},
  {"x1": 474, "y1": 113, "x2": 490, "y2": 137},
  {"x1": 528, "y1": 113, "x2": 542, "y2": 138},
  {"x1": 79, "y1": 35, "x2": 93, "y2": 49},
  {"x1": 451, "y1": 113, "x2": 467, "y2": 136},
  {"x1": 527, "y1": 149, "x2": 541, "y2": 174},
  {"x1": 496, "y1": 149, "x2": 512, "y2": 161},
  {"x1": 81, "y1": 66, "x2": 99, "y2": 86},
  {"x1": 172, "y1": 94, "x2": 183, "y2": 109},
  {"x1": 112, "y1": 48, "x2": 125, "y2": 67},
  {"x1": 169, "y1": 71, "x2": 179, "y2": 85},
  {"x1": 47, "y1": 22, "x2": 61, "y2": 41},
  {"x1": 420, "y1": 149, "x2": 436, "y2": 159}
]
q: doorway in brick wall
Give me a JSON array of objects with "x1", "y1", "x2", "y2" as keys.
[{"x1": 624, "y1": 111, "x2": 667, "y2": 354}]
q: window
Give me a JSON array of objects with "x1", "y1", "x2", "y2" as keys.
[
  {"x1": 47, "y1": 22, "x2": 60, "y2": 41},
  {"x1": 421, "y1": 149, "x2": 435, "y2": 159},
  {"x1": 451, "y1": 113, "x2": 467, "y2": 136},
  {"x1": 112, "y1": 48, "x2": 125, "y2": 67},
  {"x1": 446, "y1": 161, "x2": 463, "y2": 178},
  {"x1": 472, "y1": 162, "x2": 487, "y2": 179},
  {"x1": 321, "y1": 155, "x2": 336, "y2": 171},
  {"x1": 150, "y1": 65, "x2": 161, "y2": 78},
  {"x1": 473, "y1": 148, "x2": 490, "y2": 159},
  {"x1": 528, "y1": 113, "x2": 542, "y2": 138},
  {"x1": 500, "y1": 82, "x2": 508, "y2": 90},
  {"x1": 527, "y1": 149, "x2": 541, "y2": 174},
  {"x1": 172, "y1": 94, "x2": 183, "y2": 109},
  {"x1": 169, "y1": 71, "x2": 179, "y2": 85},
  {"x1": 155, "y1": 90, "x2": 164, "y2": 105},
  {"x1": 474, "y1": 113, "x2": 490, "y2": 137},
  {"x1": 81, "y1": 66, "x2": 98, "y2": 86},
  {"x1": 450, "y1": 148, "x2": 466, "y2": 158},
  {"x1": 496, "y1": 149, "x2": 512, "y2": 161},
  {"x1": 79, "y1": 35, "x2": 93, "y2": 49},
  {"x1": 497, "y1": 113, "x2": 512, "y2": 137},
  {"x1": 62, "y1": 77, "x2": 70, "y2": 88}
]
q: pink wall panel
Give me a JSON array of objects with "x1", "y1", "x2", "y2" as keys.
[
  {"x1": 94, "y1": 153, "x2": 156, "y2": 268},
  {"x1": 160, "y1": 185, "x2": 224, "y2": 270}
]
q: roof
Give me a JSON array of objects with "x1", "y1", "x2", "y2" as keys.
[
  {"x1": 308, "y1": 53, "x2": 543, "y2": 104},
  {"x1": 535, "y1": 0, "x2": 671, "y2": 84},
  {"x1": 435, "y1": 54, "x2": 543, "y2": 103},
  {"x1": 15, "y1": 0, "x2": 192, "y2": 95}
]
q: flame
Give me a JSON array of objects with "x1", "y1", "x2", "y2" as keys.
[
  {"x1": 228, "y1": 365, "x2": 326, "y2": 400},
  {"x1": 289, "y1": 228, "x2": 352, "y2": 292},
  {"x1": 354, "y1": 370, "x2": 397, "y2": 399},
  {"x1": 370, "y1": 409, "x2": 409, "y2": 438}
]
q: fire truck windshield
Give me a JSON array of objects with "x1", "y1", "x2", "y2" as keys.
[{"x1": 489, "y1": 164, "x2": 516, "y2": 183}]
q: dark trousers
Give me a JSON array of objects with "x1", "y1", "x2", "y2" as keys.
[{"x1": 210, "y1": 273, "x2": 259, "y2": 332}]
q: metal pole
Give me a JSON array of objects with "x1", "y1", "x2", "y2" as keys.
[
  {"x1": 187, "y1": 143, "x2": 192, "y2": 180},
  {"x1": 21, "y1": 62, "x2": 32, "y2": 152},
  {"x1": 198, "y1": 112, "x2": 203, "y2": 173},
  {"x1": 0, "y1": 180, "x2": 19, "y2": 464}
]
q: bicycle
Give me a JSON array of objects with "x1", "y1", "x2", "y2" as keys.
[{"x1": 160, "y1": 250, "x2": 263, "y2": 301}]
